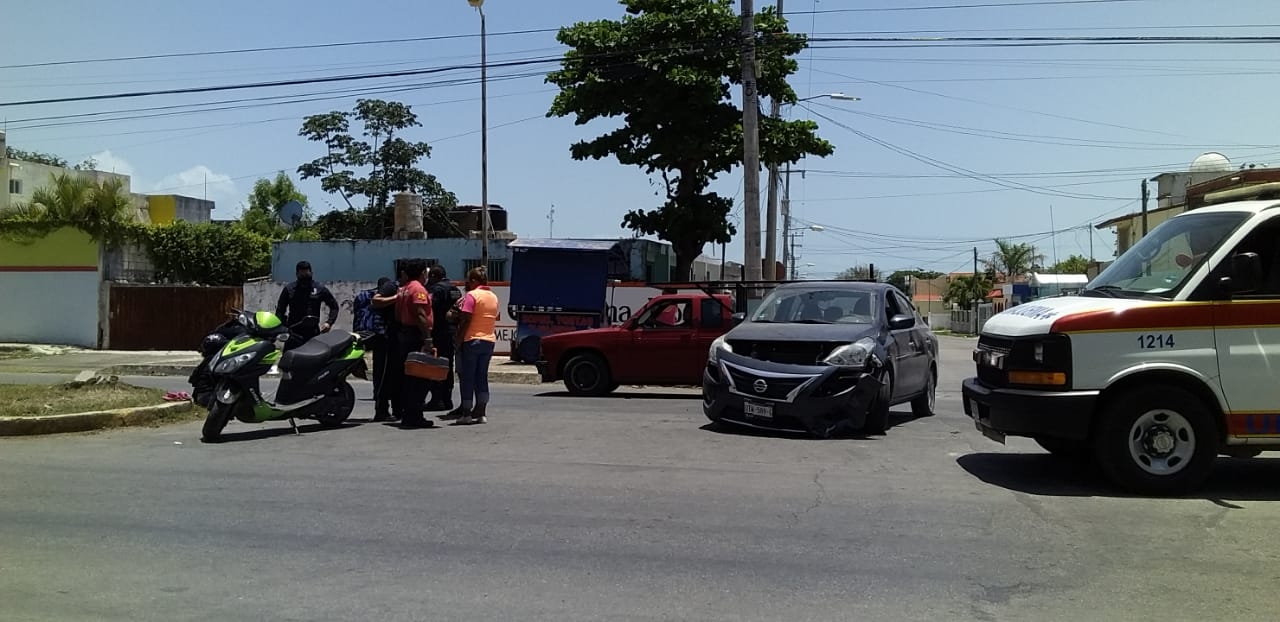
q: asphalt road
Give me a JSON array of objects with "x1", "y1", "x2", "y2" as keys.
[{"x1": 3, "y1": 337, "x2": 1279, "y2": 621}]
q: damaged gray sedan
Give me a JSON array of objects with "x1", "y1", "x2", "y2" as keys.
[{"x1": 702, "y1": 281, "x2": 937, "y2": 438}]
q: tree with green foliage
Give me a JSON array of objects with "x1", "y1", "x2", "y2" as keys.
[
  {"x1": 944, "y1": 274, "x2": 994, "y2": 309},
  {"x1": 298, "y1": 99, "x2": 456, "y2": 239},
  {"x1": 985, "y1": 239, "x2": 1044, "y2": 279},
  {"x1": 1048, "y1": 254, "x2": 1090, "y2": 275},
  {"x1": 5, "y1": 146, "x2": 68, "y2": 168},
  {"x1": 546, "y1": 0, "x2": 834, "y2": 278},
  {"x1": 836, "y1": 265, "x2": 872, "y2": 281},
  {"x1": 0, "y1": 173, "x2": 136, "y2": 248},
  {"x1": 886, "y1": 269, "x2": 943, "y2": 294},
  {"x1": 240, "y1": 172, "x2": 309, "y2": 239}
]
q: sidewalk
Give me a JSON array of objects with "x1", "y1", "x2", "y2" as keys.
[{"x1": 0, "y1": 345, "x2": 541, "y2": 385}]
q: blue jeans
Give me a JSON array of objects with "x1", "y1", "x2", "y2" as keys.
[{"x1": 458, "y1": 339, "x2": 495, "y2": 408}]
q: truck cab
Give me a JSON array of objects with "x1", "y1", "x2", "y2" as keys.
[
  {"x1": 536, "y1": 293, "x2": 736, "y2": 395},
  {"x1": 963, "y1": 197, "x2": 1280, "y2": 495}
]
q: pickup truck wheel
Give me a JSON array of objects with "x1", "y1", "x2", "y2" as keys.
[
  {"x1": 1094, "y1": 385, "x2": 1217, "y2": 496},
  {"x1": 563, "y1": 354, "x2": 614, "y2": 397}
]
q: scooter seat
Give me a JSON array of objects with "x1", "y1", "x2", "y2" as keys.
[{"x1": 280, "y1": 331, "x2": 355, "y2": 371}]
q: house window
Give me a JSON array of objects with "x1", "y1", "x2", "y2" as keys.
[
  {"x1": 463, "y1": 258, "x2": 507, "y2": 282},
  {"x1": 8, "y1": 179, "x2": 21, "y2": 194}
]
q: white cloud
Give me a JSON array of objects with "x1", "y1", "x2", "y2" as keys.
[
  {"x1": 152, "y1": 165, "x2": 241, "y2": 217},
  {"x1": 87, "y1": 150, "x2": 135, "y2": 177}
]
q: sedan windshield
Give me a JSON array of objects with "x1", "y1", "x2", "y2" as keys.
[
  {"x1": 1084, "y1": 211, "x2": 1250, "y2": 298},
  {"x1": 750, "y1": 288, "x2": 876, "y2": 324}
]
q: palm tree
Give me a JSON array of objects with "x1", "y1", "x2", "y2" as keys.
[
  {"x1": 0, "y1": 173, "x2": 137, "y2": 248},
  {"x1": 986, "y1": 239, "x2": 1044, "y2": 280}
]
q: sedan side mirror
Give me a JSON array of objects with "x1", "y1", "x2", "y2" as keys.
[
  {"x1": 1220, "y1": 251, "x2": 1263, "y2": 296},
  {"x1": 730, "y1": 312, "x2": 746, "y2": 326},
  {"x1": 889, "y1": 313, "x2": 916, "y2": 330}
]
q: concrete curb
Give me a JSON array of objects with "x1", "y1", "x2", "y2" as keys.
[
  {"x1": 101, "y1": 364, "x2": 544, "y2": 386},
  {"x1": 0, "y1": 401, "x2": 196, "y2": 437}
]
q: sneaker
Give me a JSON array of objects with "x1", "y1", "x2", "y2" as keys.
[
  {"x1": 438, "y1": 406, "x2": 469, "y2": 421},
  {"x1": 451, "y1": 415, "x2": 487, "y2": 426},
  {"x1": 425, "y1": 400, "x2": 454, "y2": 412},
  {"x1": 399, "y1": 418, "x2": 435, "y2": 429}
]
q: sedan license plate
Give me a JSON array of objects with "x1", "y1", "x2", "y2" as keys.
[{"x1": 743, "y1": 401, "x2": 773, "y2": 420}]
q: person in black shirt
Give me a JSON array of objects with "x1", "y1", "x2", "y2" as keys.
[
  {"x1": 275, "y1": 260, "x2": 339, "y2": 351},
  {"x1": 372, "y1": 269, "x2": 408, "y2": 422},
  {"x1": 426, "y1": 265, "x2": 463, "y2": 411}
]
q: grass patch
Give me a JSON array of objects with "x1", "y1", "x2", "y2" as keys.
[
  {"x1": 0, "y1": 348, "x2": 38, "y2": 361},
  {"x1": 0, "y1": 382, "x2": 167, "y2": 418}
]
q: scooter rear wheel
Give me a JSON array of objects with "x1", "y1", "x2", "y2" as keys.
[
  {"x1": 315, "y1": 382, "x2": 356, "y2": 428},
  {"x1": 201, "y1": 402, "x2": 232, "y2": 443}
]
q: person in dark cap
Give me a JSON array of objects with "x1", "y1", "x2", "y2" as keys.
[
  {"x1": 357, "y1": 276, "x2": 402, "y2": 421},
  {"x1": 425, "y1": 265, "x2": 462, "y2": 411},
  {"x1": 275, "y1": 260, "x2": 339, "y2": 351}
]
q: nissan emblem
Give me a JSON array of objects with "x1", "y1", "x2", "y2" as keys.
[{"x1": 753, "y1": 379, "x2": 768, "y2": 394}]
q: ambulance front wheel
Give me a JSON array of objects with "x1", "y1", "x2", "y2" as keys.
[{"x1": 1094, "y1": 385, "x2": 1217, "y2": 496}]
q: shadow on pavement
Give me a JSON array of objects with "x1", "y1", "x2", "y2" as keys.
[
  {"x1": 533, "y1": 391, "x2": 700, "y2": 401},
  {"x1": 957, "y1": 452, "x2": 1280, "y2": 502},
  {"x1": 209, "y1": 422, "x2": 360, "y2": 444},
  {"x1": 698, "y1": 410, "x2": 920, "y2": 440}
]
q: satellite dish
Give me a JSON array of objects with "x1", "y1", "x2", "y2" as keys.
[{"x1": 278, "y1": 200, "x2": 306, "y2": 230}]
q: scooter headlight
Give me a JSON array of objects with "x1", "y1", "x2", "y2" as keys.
[{"x1": 213, "y1": 352, "x2": 255, "y2": 374}]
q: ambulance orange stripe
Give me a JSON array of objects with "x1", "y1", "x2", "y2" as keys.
[{"x1": 1051, "y1": 300, "x2": 1280, "y2": 333}]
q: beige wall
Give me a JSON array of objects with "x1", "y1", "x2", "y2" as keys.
[{"x1": 2, "y1": 157, "x2": 132, "y2": 211}]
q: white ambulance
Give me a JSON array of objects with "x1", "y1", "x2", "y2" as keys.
[{"x1": 963, "y1": 189, "x2": 1280, "y2": 495}]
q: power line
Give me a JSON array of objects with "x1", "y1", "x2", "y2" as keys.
[
  {"x1": 0, "y1": 27, "x2": 561, "y2": 70},
  {"x1": 807, "y1": 107, "x2": 1132, "y2": 201},
  {"x1": 790, "y1": 0, "x2": 1151, "y2": 14}
]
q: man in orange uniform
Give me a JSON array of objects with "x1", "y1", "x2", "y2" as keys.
[
  {"x1": 445, "y1": 266, "x2": 500, "y2": 425},
  {"x1": 394, "y1": 259, "x2": 435, "y2": 429}
]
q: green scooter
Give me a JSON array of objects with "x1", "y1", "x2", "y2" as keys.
[{"x1": 197, "y1": 309, "x2": 370, "y2": 443}]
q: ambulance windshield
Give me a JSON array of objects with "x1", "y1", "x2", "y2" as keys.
[{"x1": 1084, "y1": 211, "x2": 1250, "y2": 298}]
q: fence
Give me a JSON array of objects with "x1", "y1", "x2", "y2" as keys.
[
  {"x1": 106, "y1": 284, "x2": 243, "y2": 350},
  {"x1": 949, "y1": 304, "x2": 995, "y2": 335}
]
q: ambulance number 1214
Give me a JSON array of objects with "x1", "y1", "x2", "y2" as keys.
[{"x1": 1137, "y1": 333, "x2": 1175, "y2": 349}]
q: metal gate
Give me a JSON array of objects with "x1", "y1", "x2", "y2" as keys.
[{"x1": 108, "y1": 284, "x2": 243, "y2": 350}]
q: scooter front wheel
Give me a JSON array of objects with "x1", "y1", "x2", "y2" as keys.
[
  {"x1": 201, "y1": 402, "x2": 232, "y2": 443},
  {"x1": 315, "y1": 382, "x2": 356, "y2": 428}
]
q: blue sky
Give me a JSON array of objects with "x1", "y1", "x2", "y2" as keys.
[{"x1": 4, "y1": 0, "x2": 1280, "y2": 278}]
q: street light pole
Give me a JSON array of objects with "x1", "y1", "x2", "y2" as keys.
[
  {"x1": 740, "y1": 0, "x2": 763, "y2": 283},
  {"x1": 469, "y1": 0, "x2": 491, "y2": 268},
  {"x1": 764, "y1": 0, "x2": 785, "y2": 281}
]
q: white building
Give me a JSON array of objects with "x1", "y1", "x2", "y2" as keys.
[{"x1": 1, "y1": 131, "x2": 134, "y2": 212}]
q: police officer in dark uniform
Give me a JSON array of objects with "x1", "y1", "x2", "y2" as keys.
[
  {"x1": 274, "y1": 260, "x2": 340, "y2": 351},
  {"x1": 426, "y1": 265, "x2": 462, "y2": 411}
]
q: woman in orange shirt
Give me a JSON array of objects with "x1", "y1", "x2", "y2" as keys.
[{"x1": 448, "y1": 267, "x2": 499, "y2": 425}]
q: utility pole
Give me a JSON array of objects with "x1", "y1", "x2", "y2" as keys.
[
  {"x1": 1089, "y1": 223, "x2": 1094, "y2": 262},
  {"x1": 740, "y1": 0, "x2": 763, "y2": 283},
  {"x1": 763, "y1": 0, "x2": 784, "y2": 281},
  {"x1": 547, "y1": 204, "x2": 555, "y2": 237},
  {"x1": 972, "y1": 246, "x2": 980, "y2": 335},
  {"x1": 782, "y1": 162, "x2": 793, "y2": 279},
  {"x1": 1140, "y1": 178, "x2": 1150, "y2": 237}
]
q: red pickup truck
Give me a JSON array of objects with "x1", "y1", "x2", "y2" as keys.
[{"x1": 536, "y1": 292, "x2": 737, "y2": 395}]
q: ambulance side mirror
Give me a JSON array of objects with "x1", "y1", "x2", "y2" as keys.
[{"x1": 1220, "y1": 252, "x2": 1262, "y2": 295}]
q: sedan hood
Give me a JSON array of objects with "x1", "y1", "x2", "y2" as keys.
[{"x1": 725, "y1": 321, "x2": 878, "y2": 342}]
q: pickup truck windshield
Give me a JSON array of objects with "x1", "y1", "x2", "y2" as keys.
[
  {"x1": 751, "y1": 289, "x2": 876, "y2": 324},
  {"x1": 1083, "y1": 211, "x2": 1250, "y2": 299}
]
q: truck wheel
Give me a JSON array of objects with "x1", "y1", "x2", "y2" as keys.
[
  {"x1": 563, "y1": 354, "x2": 614, "y2": 397},
  {"x1": 861, "y1": 369, "x2": 893, "y2": 435},
  {"x1": 1035, "y1": 437, "x2": 1091, "y2": 461},
  {"x1": 911, "y1": 366, "x2": 936, "y2": 417},
  {"x1": 1093, "y1": 385, "x2": 1218, "y2": 496}
]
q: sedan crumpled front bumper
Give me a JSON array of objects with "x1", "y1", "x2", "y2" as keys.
[{"x1": 701, "y1": 350, "x2": 883, "y2": 437}]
